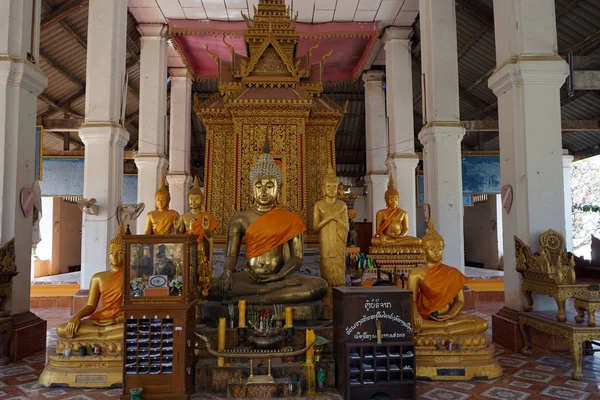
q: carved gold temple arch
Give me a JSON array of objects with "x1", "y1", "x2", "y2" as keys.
[{"x1": 194, "y1": 0, "x2": 346, "y2": 236}]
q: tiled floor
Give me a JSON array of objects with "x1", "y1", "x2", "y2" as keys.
[{"x1": 3, "y1": 301, "x2": 597, "y2": 399}]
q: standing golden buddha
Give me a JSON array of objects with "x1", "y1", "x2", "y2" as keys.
[
  {"x1": 313, "y1": 164, "x2": 349, "y2": 318},
  {"x1": 144, "y1": 175, "x2": 180, "y2": 235}
]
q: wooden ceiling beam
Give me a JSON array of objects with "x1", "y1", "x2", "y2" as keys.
[
  {"x1": 41, "y1": 0, "x2": 88, "y2": 29},
  {"x1": 464, "y1": 119, "x2": 600, "y2": 132},
  {"x1": 39, "y1": 93, "x2": 83, "y2": 119},
  {"x1": 42, "y1": 118, "x2": 82, "y2": 131},
  {"x1": 40, "y1": 88, "x2": 85, "y2": 119}
]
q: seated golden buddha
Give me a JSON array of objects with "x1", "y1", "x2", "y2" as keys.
[
  {"x1": 371, "y1": 175, "x2": 421, "y2": 249},
  {"x1": 57, "y1": 223, "x2": 125, "y2": 342},
  {"x1": 206, "y1": 135, "x2": 328, "y2": 304},
  {"x1": 408, "y1": 218, "x2": 487, "y2": 336},
  {"x1": 144, "y1": 175, "x2": 180, "y2": 235}
]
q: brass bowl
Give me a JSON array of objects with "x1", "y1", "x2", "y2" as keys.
[{"x1": 248, "y1": 334, "x2": 283, "y2": 349}]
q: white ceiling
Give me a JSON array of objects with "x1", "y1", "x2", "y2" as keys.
[{"x1": 128, "y1": 0, "x2": 419, "y2": 27}]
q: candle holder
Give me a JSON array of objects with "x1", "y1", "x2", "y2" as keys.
[
  {"x1": 238, "y1": 327, "x2": 247, "y2": 346},
  {"x1": 285, "y1": 326, "x2": 294, "y2": 348}
]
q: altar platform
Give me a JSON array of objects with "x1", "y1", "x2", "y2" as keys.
[{"x1": 12, "y1": 301, "x2": 599, "y2": 399}]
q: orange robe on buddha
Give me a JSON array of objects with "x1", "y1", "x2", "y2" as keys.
[
  {"x1": 373, "y1": 208, "x2": 398, "y2": 238},
  {"x1": 417, "y1": 263, "x2": 468, "y2": 319},
  {"x1": 245, "y1": 207, "x2": 306, "y2": 258},
  {"x1": 189, "y1": 212, "x2": 219, "y2": 242},
  {"x1": 153, "y1": 210, "x2": 179, "y2": 234},
  {"x1": 89, "y1": 269, "x2": 123, "y2": 326}
]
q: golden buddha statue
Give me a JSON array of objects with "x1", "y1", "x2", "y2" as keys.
[
  {"x1": 371, "y1": 175, "x2": 421, "y2": 247},
  {"x1": 408, "y1": 218, "x2": 502, "y2": 381},
  {"x1": 206, "y1": 135, "x2": 328, "y2": 304},
  {"x1": 177, "y1": 176, "x2": 218, "y2": 259},
  {"x1": 313, "y1": 165, "x2": 349, "y2": 318},
  {"x1": 57, "y1": 223, "x2": 125, "y2": 341},
  {"x1": 314, "y1": 165, "x2": 349, "y2": 287},
  {"x1": 144, "y1": 175, "x2": 180, "y2": 235},
  {"x1": 408, "y1": 218, "x2": 487, "y2": 335}
]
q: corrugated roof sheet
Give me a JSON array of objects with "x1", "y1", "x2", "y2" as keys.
[{"x1": 37, "y1": 0, "x2": 600, "y2": 180}]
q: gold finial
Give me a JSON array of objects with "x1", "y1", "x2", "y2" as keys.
[
  {"x1": 241, "y1": 10, "x2": 250, "y2": 27},
  {"x1": 109, "y1": 222, "x2": 125, "y2": 247},
  {"x1": 384, "y1": 174, "x2": 398, "y2": 199},
  {"x1": 206, "y1": 44, "x2": 219, "y2": 64},
  {"x1": 262, "y1": 131, "x2": 271, "y2": 154},
  {"x1": 190, "y1": 175, "x2": 203, "y2": 196},
  {"x1": 321, "y1": 45, "x2": 333, "y2": 63},
  {"x1": 422, "y1": 217, "x2": 444, "y2": 248},
  {"x1": 323, "y1": 161, "x2": 337, "y2": 184},
  {"x1": 307, "y1": 41, "x2": 320, "y2": 57},
  {"x1": 222, "y1": 36, "x2": 235, "y2": 59},
  {"x1": 156, "y1": 174, "x2": 170, "y2": 198}
]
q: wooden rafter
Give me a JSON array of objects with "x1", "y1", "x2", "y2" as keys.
[
  {"x1": 39, "y1": 50, "x2": 84, "y2": 88},
  {"x1": 41, "y1": 0, "x2": 88, "y2": 29},
  {"x1": 39, "y1": 93, "x2": 83, "y2": 119},
  {"x1": 40, "y1": 88, "x2": 85, "y2": 119}
]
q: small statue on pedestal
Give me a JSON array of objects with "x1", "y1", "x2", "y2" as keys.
[{"x1": 144, "y1": 175, "x2": 180, "y2": 235}]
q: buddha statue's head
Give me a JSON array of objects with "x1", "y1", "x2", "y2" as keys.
[
  {"x1": 188, "y1": 176, "x2": 204, "y2": 211},
  {"x1": 155, "y1": 175, "x2": 171, "y2": 211},
  {"x1": 249, "y1": 133, "x2": 282, "y2": 209},
  {"x1": 132, "y1": 244, "x2": 142, "y2": 259},
  {"x1": 422, "y1": 218, "x2": 444, "y2": 264},
  {"x1": 337, "y1": 182, "x2": 345, "y2": 197},
  {"x1": 323, "y1": 163, "x2": 338, "y2": 199},
  {"x1": 108, "y1": 222, "x2": 125, "y2": 268},
  {"x1": 384, "y1": 175, "x2": 399, "y2": 209}
]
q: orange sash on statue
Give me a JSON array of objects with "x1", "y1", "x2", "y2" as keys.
[
  {"x1": 245, "y1": 207, "x2": 306, "y2": 259},
  {"x1": 190, "y1": 212, "x2": 219, "y2": 242},
  {"x1": 90, "y1": 269, "x2": 123, "y2": 324},
  {"x1": 373, "y1": 208, "x2": 398, "y2": 238},
  {"x1": 417, "y1": 263, "x2": 467, "y2": 319},
  {"x1": 153, "y1": 210, "x2": 179, "y2": 234}
]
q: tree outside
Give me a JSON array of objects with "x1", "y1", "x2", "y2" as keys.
[{"x1": 570, "y1": 154, "x2": 600, "y2": 259}]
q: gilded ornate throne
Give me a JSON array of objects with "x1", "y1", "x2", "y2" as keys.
[{"x1": 515, "y1": 229, "x2": 598, "y2": 322}]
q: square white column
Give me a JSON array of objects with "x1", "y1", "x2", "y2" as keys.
[
  {"x1": 136, "y1": 24, "x2": 169, "y2": 230},
  {"x1": 79, "y1": 0, "x2": 129, "y2": 289},
  {"x1": 563, "y1": 152, "x2": 574, "y2": 252},
  {"x1": 383, "y1": 27, "x2": 419, "y2": 236},
  {"x1": 489, "y1": 0, "x2": 568, "y2": 311},
  {"x1": 167, "y1": 68, "x2": 192, "y2": 214},
  {"x1": 0, "y1": 0, "x2": 47, "y2": 313},
  {"x1": 363, "y1": 70, "x2": 388, "y2": 230},
  {"x1": 418, "y1": 0, "x2": 465, "y2": 271}
]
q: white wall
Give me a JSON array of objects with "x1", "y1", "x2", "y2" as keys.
[
  {"x1": 463, "y1": 196, "x2": 502, "y2": 270},
  {"x1": 35, "y1": 197, "x2": 54, "y2": 261}
]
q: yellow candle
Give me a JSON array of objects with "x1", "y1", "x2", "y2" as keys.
[
  {"x1": 305, "y1": 329, "x2": 315, "y2": 363},
  {"x1": 238, "y1": 300, "x2": 246, "y2": 328},
  {"x1": 217, "y1": 317, "x2": 226, "y2": 367},
  {"x1": 285, "y1": 307, "x2": 293, "y2": 329}
]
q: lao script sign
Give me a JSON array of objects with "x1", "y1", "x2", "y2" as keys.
[{"x1": 334, "y1": 287, "x2": 413, "y2": 343}]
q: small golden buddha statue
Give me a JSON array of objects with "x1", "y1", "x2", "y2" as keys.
[
  {"x1": 313, "y1": 164, "x2": 349, "y2": 288},
  {"x1": 371, "y1": 175, "x2": 421, "y2": 247},
  {"x1": 57, "y1": 223, "x2": 125, "y2": 341},
  {"x1": 144, "y1": 175, "x2": 180, "y2": 235},
  {"x1": 177, "y1": 176, "x2": 218, "y2": 262},
  {"x1": 336, "y1": 182, "x2": 349, "y2": 200},
  {"x1": 207, "y1": 134, "x2": 328, "y2": 304},
  {"x1": 408, "y1": 219, "x2": 487, "y2": 335}
]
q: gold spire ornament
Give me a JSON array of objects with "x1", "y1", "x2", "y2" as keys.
[{"x1": 385, "y1": 174, "x2": 399, "y2": 198}]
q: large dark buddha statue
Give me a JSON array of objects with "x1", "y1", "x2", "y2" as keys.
[{"x1": 207, "y1": 136, "x2": 327, "y2": 304}]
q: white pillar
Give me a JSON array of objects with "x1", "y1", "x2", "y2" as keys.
[
  {"x1": 166, "y1": 68, "x2": 192, "y2": 214},
  {"x1": 489, "y1": 0, "x2": 568, "y2": 310},
  {"x1": 135, "y1": 24, "x2": 168, "y2": 232},
  {"x1": 362, "y1": 70, "x2": 388, "y2": 233},
  {"x1": 417, "y1": 0, "x2": 465, "y2": 271},
  {"x1": 383, "y1": 27, "x2": 419, "y2": 236},
  {"x1": 79, "y1": 0, "x2": 129, "y2": 289},
  {"x1": 0, "y1": 0, "x2": 47, "y2": 313},
  {"x1": 563, "y1": 151, "x2": 574, "y2": 252}
]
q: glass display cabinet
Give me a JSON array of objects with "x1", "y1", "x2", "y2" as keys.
[{"x1": 121, "y1": 235, "x2": 198, "y2": 400}]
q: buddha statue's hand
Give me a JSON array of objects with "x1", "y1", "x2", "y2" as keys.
[
  {"x1": 64, "y1": 315, "x2": 81, "y2": 339},
  {"x1": 413, "y1": 313, "x2": 423, "y2": 333},
  {"x1": 218, "y1": 270, "x2": 233, "y2": 294}
]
